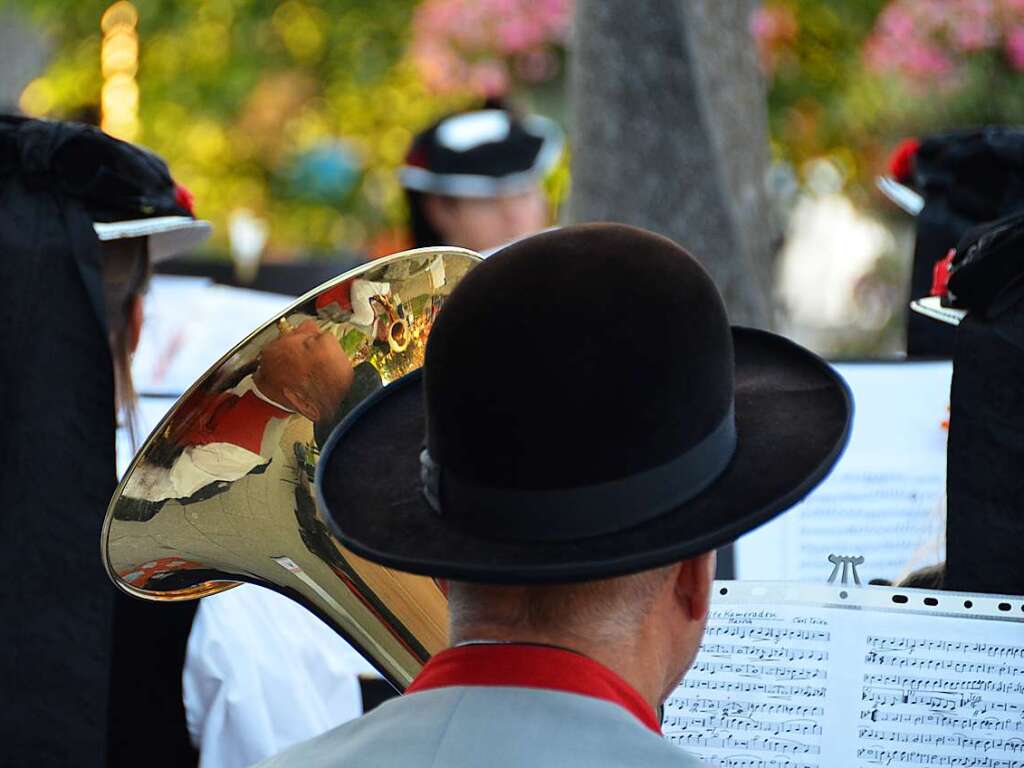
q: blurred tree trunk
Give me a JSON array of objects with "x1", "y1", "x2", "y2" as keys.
[{"x1": 570, "y1": 0, "x2": 777, "y2": 328}]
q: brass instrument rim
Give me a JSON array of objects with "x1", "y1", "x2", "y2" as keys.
[{"x1": 115, "y1": 580, "x2": 242, "y2": 602}]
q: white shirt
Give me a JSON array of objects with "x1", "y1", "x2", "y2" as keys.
[{"x1": 183, "y1": 584, "x2": 380, "y2": 768}]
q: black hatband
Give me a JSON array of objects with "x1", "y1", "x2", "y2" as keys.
[{"x1": 420, "y1": 405, "x2": 737, "y2": 542}]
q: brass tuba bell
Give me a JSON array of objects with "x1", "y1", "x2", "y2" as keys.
[{"x1": 102, "y1": 246, "x2": 481, "y2": 689}]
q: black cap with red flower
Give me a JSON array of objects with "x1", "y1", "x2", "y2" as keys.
[
  {"x1": 912, "y1": 209, "x2": 1024, "y2": 326},
  {"x1": 1, "y1": 114, "x2": 211, "y2": 262},
  {"x1": 880, "y1": 128, "x2": 1024, "y2": 353},
  {"x1": 888, "y1": 137, "x2": 920, "y2": 183}
]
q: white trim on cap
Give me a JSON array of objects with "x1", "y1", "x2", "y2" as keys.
[
  {"x1": 93, "y1": 215, "x2": 204, "y2": 241},
  {"x1": 93, "y1": 216, "x2": 212, "y2": 262},
  {"x1": 436, "y1": 109, "x2": 511, "y2": 152},
  {"x1": 399, "y1": 114, "x2": 564, "y2": 199},
  {"x1": 399, "y1": 165, "x2": 548, "y2": 198},
  {"x1": 877, "y1": 176, "x2": 924, "y2": 216},
  {"x1": 910, "y1": 295, "x2": 966, "y2": 326}
]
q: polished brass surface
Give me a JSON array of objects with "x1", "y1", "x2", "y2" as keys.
[{"x1": 102, "y1": 247, "x2": 481, "y2": 689}]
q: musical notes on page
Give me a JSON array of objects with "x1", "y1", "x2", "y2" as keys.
[
  {"x1": 664, "y1": 606, "x2": 832, "y2": 766},
  {"x1": 858, "y1": 633, "x2": 1024, "y2": 766},
  {"x1": 666, "y1": 583, "x2": 1024, "y2": 768},
  {"x1": 736, "y1": 463, "x2": 946, "y2": 584}
]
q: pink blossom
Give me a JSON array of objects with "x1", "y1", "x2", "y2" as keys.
[
  {"x1": 905, "y1": 41, "x2": 955, "y2": 76},
  {"x1": 749, "y1": 4, "x2": 797, "y2": 74},
  {"x1": 497, "y1": 18, "x2": 540, "y2": 52},
  {"x1": 411, "y1": 0, "x2": 573, "y2": 95},
  {"x1": 877, "y1": 6, "x2": 916, "y2": 39},
  {"x1": 469, "y1": 59, "x2": 510, "y2": 96},
  {"x1": 514, "y1": 49, "x2": 559, "y2": 82},
  {"x1": 951, "y1": 19, "x2": 997, "y2": 51},
  {"x1": 1006, "y1": 25, "x2": 1024, "y2": 69},
  {"x1": 862, "y1": 0, "x2": 1024, "y2": 81}
]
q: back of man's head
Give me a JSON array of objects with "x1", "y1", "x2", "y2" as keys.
[
  {"x1": 448, "y1": 566, "x2": 674, "y2": 645},
  {"x1": 446, "y1": 552, "x2": 716, "y2": 706}
]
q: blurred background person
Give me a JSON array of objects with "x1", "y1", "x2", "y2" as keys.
[
  {"x1": 0, "y1": 114, "x2": 375, "y2": 768},
  {"x1": 400, "y1": 105, "x2": 564, "y2": 251},
  {"x1": 880, "y1": 129, "x2": 1024, "y2": 356},
  {"x1": 0, "y1": 114, "x2": 210, "y2": 768}
]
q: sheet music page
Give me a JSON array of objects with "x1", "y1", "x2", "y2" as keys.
[
  {"x1": 116, "y1": 396, "x2": 177, "y2": 477},
  {"x1": 664, "y1": 582, "x2": 1024, "y2": 767},
  {"x1": 736, "y1": 361, "x2": 950, "y2": 583},
  {"x1": 133, "y1": 277, "x2": 293, "y2": 395}
]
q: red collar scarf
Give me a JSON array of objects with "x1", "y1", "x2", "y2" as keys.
[{"x1": 406, "y1": 643, "x2": 661, "y2": 734}]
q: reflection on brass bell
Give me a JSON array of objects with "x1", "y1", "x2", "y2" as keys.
[{"x1": 102, "y1": 245, "x2": 481, "y2": 690}]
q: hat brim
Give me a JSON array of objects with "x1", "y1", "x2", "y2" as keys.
[
  {"x1": 910, "y1": 296, "x2": 966, "y2": 326},
  {"x1": 876, "y1": 176, "x2": 924, "y2": 216},
  {"x1": 93, "y1": 216, "x2": 212, "y2": 262},
  {"x1": 316, "y1": 327, "x2": 852, "y2": 584}
]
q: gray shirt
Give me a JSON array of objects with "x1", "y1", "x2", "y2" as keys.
[{"x1": 256, "y1": 685, "x2": 703, "y2": 767}]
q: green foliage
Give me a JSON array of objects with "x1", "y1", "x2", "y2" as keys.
[
  {"x1": 762, "y1": 0, "x2": 1024, "y2": 203},
  {"x1": 12, "y1": 0, "x2": 472, "y2": 255},
  {"x1": 759, "y1": 0, "x2": 891, "y2": 198}
]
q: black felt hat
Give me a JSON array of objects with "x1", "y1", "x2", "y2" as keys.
[
  {"x1": 400, "y1": 108, "x2": 563, "y2": 198},
  {"x1": 316, "y1": 224, "x2": 852, "y2": 583}
]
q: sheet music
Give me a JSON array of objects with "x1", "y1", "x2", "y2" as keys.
[
  {"x1": 736, "y1": 361, "x2": 951, "y2": 583},
  {"x1": 132, "y1": 276, "x2": 294, "y2": 396},
  {"x1": 665, "y1": 582, "x2": 1024, "y2": 767},
  {"x1": 116, "y1": 396, "x2": 177, "y2": 477}
]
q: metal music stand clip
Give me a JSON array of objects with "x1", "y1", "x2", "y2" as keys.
[{"x1": 827, "y1": 554, "x2": 865, "y2": 586}]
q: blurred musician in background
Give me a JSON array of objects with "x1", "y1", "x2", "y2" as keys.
[
  {"x1": 0, "y1": 116, "x2": 209, "y2": 768},
  {"x1": 906, "y1": 208, "x2": 1024, "y2": 597},
  {"x1": 400, "y1": 104, "x2": 562, "y2": 251},
  {"x1": 257, "y1": 224, "x2": 852, "y2": 767},
  {"x1": 0, "y1": 116, "x2": 379, "y2": 768}
]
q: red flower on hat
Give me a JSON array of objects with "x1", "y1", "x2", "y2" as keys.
[
  {"x1": 174, "y1": 182, "x2": 195, "y2": 215},
  {"x1": 405, "y1": 145, "x2": 429, "y2": 169},
  {"x1": 888, "y1": 137, "x2": 920, "y2": 182},
  {"x1": 930, "y1": 248, "x2": 955, "y2": 297}
]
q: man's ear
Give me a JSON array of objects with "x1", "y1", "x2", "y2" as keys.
[
  {"x1": 283, "y1": 385, "x2": 321, "y2": 422},
  {"x1": 674, "y1": 550, "x2": 716, "y2": 622},
  {"x1": 128, "y1": 294, "x2": 144, "y2": 354}
]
